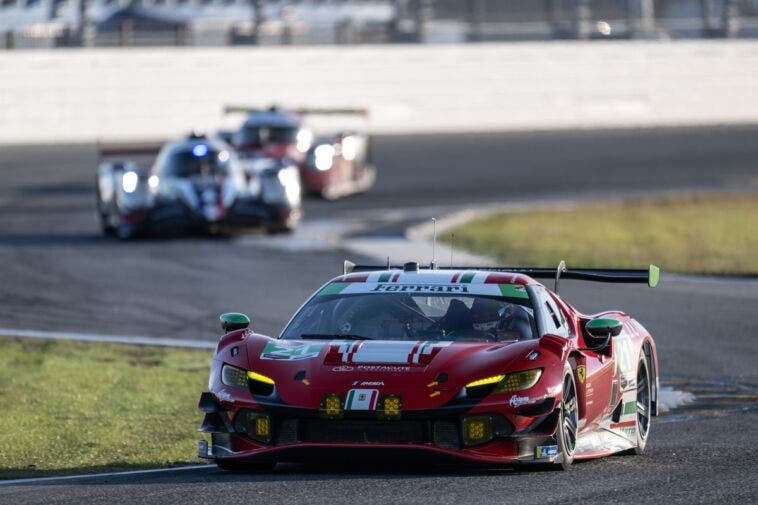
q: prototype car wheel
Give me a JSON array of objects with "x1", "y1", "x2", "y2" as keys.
[
  {"x1": 216, "y1": 459, "x2": 276, "y2": 472},
  {"x1": 632, "y1": 353, "x2": 652, "y2": 454},
  {"x1": 556, "y1": 365, "x2": 579, "y2": 470},
  {"x1": 115, "y1": 223, "x2": 136, "y2": 240},
  {"x1": 98, "y1": 212, "x2": 116, "y2": 236}
]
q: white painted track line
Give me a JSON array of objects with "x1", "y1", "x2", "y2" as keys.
[
  {"x1": 0, "y1": 464, "x2": 214, "y2": 486},
  {"x1": 0, "y1": 327, "x2": 216, "y2": 349}
]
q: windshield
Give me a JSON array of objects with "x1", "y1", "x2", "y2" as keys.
[
  {"x1": 281, "y1": 292, "x2": 536, "y2": 343},
  {"x1": 236, "y1": 126, "x2": 298, "y2": 147},
  {"x1": 161, "y1": 149, "x2": 230, "y2": 178}
]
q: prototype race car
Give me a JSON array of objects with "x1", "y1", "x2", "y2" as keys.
[
  {"x1": 96, "y1": 133, "x2": 301, "y2": 238},
  {"x1": 223, "y1": 105, "x2": 375, "y2": 200},
  {"x1": 198, "y1": 261, "x2": 660, "y2": 470}
]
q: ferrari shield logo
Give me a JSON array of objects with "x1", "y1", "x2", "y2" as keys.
[{"x1": 577, "y1": 365, "x2": 586, "y2": 384}]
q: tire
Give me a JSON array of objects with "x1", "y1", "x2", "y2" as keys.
[
  {"x1": 632, "y1": 353, "x2": 652, "y2": 454},
  {"x1": 99, "y1": 212, "x2": 116, "y2": 236},
  {"x1": 216, "y1": 459, "x2": 276, "y2": 472},
  {"x1": 555, "y1": 365, "x2": 579, "y2": 470},
  {"x1": 265, "y1": 222, "x2": 296, "y2": 235},
  {"x1": 115, "y1": 223, "x2": 136, "y2": 240},
  {"x1": 96, "y1": 188, "x2": 116, "y2": 236}
]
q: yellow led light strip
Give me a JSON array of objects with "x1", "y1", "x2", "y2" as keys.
[
  {"x1": 247, "y1": 370, "x2": 275, "y2": 385},
  {"x1": 465, "y1": 374, "x2": 505, "y2": 389}
]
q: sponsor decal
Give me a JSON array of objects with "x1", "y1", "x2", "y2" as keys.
[
  {"x1": 353, "y1": 381, "x2": 384, "y2": 386},
  {"x1": 577, "y1": 365, "x2": 586, "y2": 384},
  {"x1": 527, "y1": 350, "x2": 540, "y2": 361},
  {"x1": 509, "y1": 395, "x2": 533, "y2": 408},
  {"x1": 372, "y1": 284, "x2": 469, "y2": 293},
  {"x1": 260, "y1": 341, "x2": 325, "y2": 361},
  {"x1": 534, "y1": 445, "x2": 559, "y2": 459},
  {"x1": 357, "y1": 365, "x2": 411, "y2": 372},
  {"x1": 345, "y1": 389, "x2": 379, "y2": 410},
  {"x1": 332, "y1": 364, "x2": 412, "y2": 373}
]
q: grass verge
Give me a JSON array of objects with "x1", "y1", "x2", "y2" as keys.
[
  {"x1": 444, "y1": 193, "x2": 758, "y2": 275},
  {"x1": 0, "y1": 337, "x2": 212, "y2": 480}
]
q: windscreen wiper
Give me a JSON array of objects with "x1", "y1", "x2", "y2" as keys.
[{"x1": 300, "y1": 334, "x2": 373, "y2": 340}]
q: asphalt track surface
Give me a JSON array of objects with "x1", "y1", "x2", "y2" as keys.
[{"x1": 1, "y1": 126, "x2": 757, "y2": 504}]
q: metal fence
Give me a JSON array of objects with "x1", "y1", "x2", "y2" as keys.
[{"x1": 2, "y1": 0, "x2": 758, "y2": 49}]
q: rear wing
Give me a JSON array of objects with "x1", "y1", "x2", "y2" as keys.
[
  {"x1": 223, "y1": 104, "x2": 369, "y2": 118},
  {"x1": 97, "y1": 141, "x2": 164, "y2": 159},
  {"x1": 342, "y1": 260, "x2": 660, "y2": 291}
]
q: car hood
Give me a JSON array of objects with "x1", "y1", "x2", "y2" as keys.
[{"x1": 242, "y1": 336, "x2": 544, "y2": 411}]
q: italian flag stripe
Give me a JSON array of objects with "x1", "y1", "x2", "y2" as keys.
[
  {"x1": 460, "y1": 272, "x2": 475, "y2": 283},
  {"x1": 378, "y1": 273, "x2": 391, "y2": 282},
  {"x1": 345, "y1": 390, "x2": 355, "y2": 408},
  {"x1": 318, "y1": 282, "x2": 349, "y2": 296},
  {"x1": 610, "y1": 420, "x2": 636, "y2": 429}
]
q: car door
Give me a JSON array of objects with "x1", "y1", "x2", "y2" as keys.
[{"x1": 533, "y1": 286, "x2": 614, "y2": 428}]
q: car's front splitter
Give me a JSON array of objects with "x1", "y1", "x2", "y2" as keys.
[{"x1": 198, "y1": 433, "x2": 562, "y2": 467}]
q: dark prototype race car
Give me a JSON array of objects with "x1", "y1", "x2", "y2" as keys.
[
  {"x1": 96, "y1": 134, "x2": 302, "y2": 238},
  {"x1": 223, "y1": 105, "x2": 375, "y2": 200},
  {"x1": 198, "y1": 261, "x2": 660, "y2": 470}
]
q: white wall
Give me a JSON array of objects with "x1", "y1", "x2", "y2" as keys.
[{"x1": 1, "y1": 41, "x2": 757, "y2": 144}]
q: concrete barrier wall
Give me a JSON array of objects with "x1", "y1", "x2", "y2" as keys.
[{"x1": 1, "y1": 41, "x2": 757, "y2": 144}]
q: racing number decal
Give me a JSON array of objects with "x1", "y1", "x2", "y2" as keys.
[{"x1": 613, "y1": 334, "x2": 636, "y2": 388}]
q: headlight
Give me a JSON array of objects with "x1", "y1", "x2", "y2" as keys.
[
  {"x1": 296, "y1": 129, "x2": 313, "y2": 153},
  {"x1": 277, "y1": 167, "x2": 301, "y2": 204},
  {"x1": 221, "y1": 364, "x2": 248, "y2": 389},
  {"x1": 221, "y1": 364, "x2": 276, "y2": 396},
  {"x1": 122, "y1": 171, "x2": 139, "y2": 193},
  {"x1": 341, "y1": 135, "x2": 357, "y2": 161},
  {"x1": 313, "y1": 144, "x2": 335, "y2": 171},
  {"x1": 148, "y1": 175, "x2": 160, "y2": 190},
  {"x1": 465, "y1": 369, "x2": 542, "y2": 395},
  {"x1": 277, "y1": 166, "x2": 299, "y2": 187}
]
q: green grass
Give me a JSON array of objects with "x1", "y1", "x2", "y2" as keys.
[
  {"x1": 444, "y1": 194, "x2": 758, "y2": 275},
  {"x1": 0, "y1": 337, "x2": 213, "y2": 480}
]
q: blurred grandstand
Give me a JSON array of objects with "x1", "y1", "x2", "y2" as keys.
[{"x1": 1, "y1": 0, "x2": 758, "y2": 48}]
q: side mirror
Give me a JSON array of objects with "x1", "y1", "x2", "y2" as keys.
[
  {"x1": 583, "y1": 317, "x2": 623, "y2": 351},
  {"x1": 220, "y1": 312, "x2": 250, "y2": 333}
]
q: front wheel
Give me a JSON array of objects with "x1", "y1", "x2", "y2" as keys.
[
  {"x1": 555, "y1": 365, "x2": 579, "y2": 470},
  {"x1": 632, "y1": 353, "x2": 652, "y2": 454}
]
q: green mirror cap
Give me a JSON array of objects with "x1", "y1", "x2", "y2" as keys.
[
  {"x1": 586, "y1": 317, "x2": 623, "y2": 336},
  {"x1": 648, "y1": 265, "x2": 660, "y2": 288},
  {"x1": 220, "y1": 313, "x2": 250, "y2": 331}
]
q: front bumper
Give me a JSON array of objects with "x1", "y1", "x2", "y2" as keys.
[
  {"x1": 198, "y1": 393, "x2": 561, "y2": 466},
  {"x1": 122, "y1": 198, "x2": 300, "y2": 235}
]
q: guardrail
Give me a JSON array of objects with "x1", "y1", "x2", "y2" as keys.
[{"x1": 1, "y1": 41, "x2": 757, "y2": 144}]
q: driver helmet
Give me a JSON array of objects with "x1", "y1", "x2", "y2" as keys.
[{"x1": 471, "y1": 298, "x2": 508, "y2": 332}]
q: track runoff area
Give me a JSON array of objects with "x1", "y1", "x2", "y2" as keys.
[{"x1": 0, "y1": 126, "x2": 757, "y2": 503}]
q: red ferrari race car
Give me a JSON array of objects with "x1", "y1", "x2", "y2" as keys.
[
  {"x1": 198, "y1": 261, "x2": 660, "y2": 470},
  {"x1": 221, "y1": 105, "x2": 375, "y2": 200}
]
